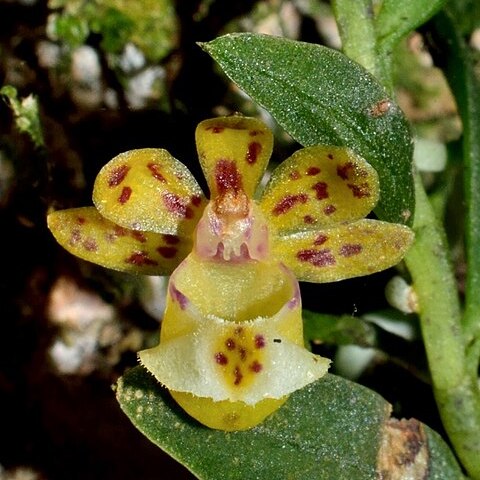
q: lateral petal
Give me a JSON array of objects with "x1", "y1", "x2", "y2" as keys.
[
  {"x1": 260, "y1": 145, "x2": 379, "y2": 233},
  {"x1": 92, "y1": 148, "x2": 206, "y2": 235},
  {"x1": 271, "y1": 219, "x2": 414, "y2": 283}
]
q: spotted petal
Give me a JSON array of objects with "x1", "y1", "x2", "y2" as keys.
[
  {"x1": 271, "y1": 219, "x2": 414, "y2": 283},
  {"x1": 260, "y1": 146, "x2": 379, "y2": 233},
  {"x1": 92, "y1": 149, "x2": 207, "y2": 236},
  {"x1": 47, "y1": 207, "x2": 191, "y2": 275},
  {"x1": 195, "y1": 116, "x2": 273, "y2": 198}
]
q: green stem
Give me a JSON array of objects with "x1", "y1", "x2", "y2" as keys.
[
  {"x1": 405, "y1": 175, "x2": 480, "y2": 479},
  {"x1": 331, "y1": 1, "x2": 377, "y2": 77},
  {"x1": 430, "y1": 11, "x2": 480, "y2": 348}
]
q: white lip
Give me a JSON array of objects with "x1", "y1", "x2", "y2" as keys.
[{"x1": 139, "y1": 312, "x2": 330, "y2": 404}]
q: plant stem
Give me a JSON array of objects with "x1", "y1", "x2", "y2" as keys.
[
  {"x1": 405, "y1": 175, "x2": 480, "y2": 479},
  {"x1": 331, "y1": 0, "x2": 392, "y2": 91},
  {"x1": 331, "y1": 0, "x2": 377, "y2": 78},
  {"x1": 429, "y1": 11, "x2": 480, "y2": 357}
]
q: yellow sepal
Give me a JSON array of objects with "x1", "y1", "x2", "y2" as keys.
[
  {"x1": 47, "y1": 207, "x2": 191, "y2": 275},
  {"x1": 195, "y1": 116, "x2": 273, "y2": 198}
]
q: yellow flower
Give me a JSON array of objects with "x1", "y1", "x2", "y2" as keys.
[{"x1": 48, "y1": 115, "x2": 413, "y2": 431}]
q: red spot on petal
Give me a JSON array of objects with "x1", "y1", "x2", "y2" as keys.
[
  {"x1": 214, "y1": 352, "x2": 228, "y2": 365},
  {"x1": 340, "y1": 244, "x2": 363, "y2": 257},
  {"x1": 312, "y1": 182, "x2": 329, "y2": 200},
  {"x1": 70, "y1": 229, "x2": 81, "y2": 245},
  {"x1": 76, "y1": 216, "x2": 86, "y2": 225},
  {"x1": 303, "y1": 215, "x2": 316, "y2": 225},
  {"x1": 162, "y1": 234, "x2": 180, "y2": 245},
  {"x1": 348, "y1": 183, "x2": 370, "y2": 198},
  {"x1": 147, "y1": 163, "x2": 167, "y2": 183},
  {"x1": 108, "y1": 165, "x2": 130, "y2": 187},
  {"x1": 162, "y1": 193, "x2": 194, "y2": 219},
  {"x1": 246, "y1": 141, "x2": 262, "y2": 165},
  {"x1": 233, "y1": 366, "x2": 243, "y2": 385},
  {"x1": 327, "y1": 153, "x2": 334, "y2": 160},
  {"x1": 234, "y1": 326, "x2": 244, "y2": 336},
  {"x1": 249, "y1": 361, "x2": 263, "y2": 373},
  {"x1": 314, "y1": 234, "x2": 328, "y2": 246},
  {"x1": 307, "y1": 166, "x2": 321, "y2": 176},
  {"x1": 249, "y1": 130, "x2": 263, "y2": 136},
  {"x1": 254, "y1": 334, "x2": 265, "y2": 349},
  {"x1": 272, "y1": 193, "x2": 308, "y2": 215},
  {"x1": 239, "y1": 347, "x2": 247, "y2": 361},
  {"x1": 337, "y1": 162, "x2": 354, "y2": 180},
  {"x1": 114, "y1": 225, "x2": 128, "y2": 237},
  {"x1": 125, "y1": 251, "x2": 158, "y2": 266},
  {"x1": 191, "y1": 195, "x2": 202, "y2": 207},
  {"x1": 215, "y1": 159, "x2": 243, "y2": 196},
  {"x1": 324, "y1": 204, "x2": 336, "y2": 215},
  {"x1": 131, "y1": 231, "x2": 147, "y2": 243},
  {"x1": 225, "y1": 338, "x2": 236, "y2": 350},
  {"x1": 297, "y1": 249, "x2": 336, "y2": 267},
  {"x1": 289, "y1": 170, "x2": 301, "y2": 180},
  {"x1": 83, "y1": 238, "x2": 97, "y2": 251},
  {"x1": 157, "y1": 246, "x2": 178, "y2": 259},
  {"x1": 118, "y1": 186, "x2": 132, "y2": 204}
]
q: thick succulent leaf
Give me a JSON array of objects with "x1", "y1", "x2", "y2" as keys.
[
  {"x1": 195, "y1": 116, "x2": 273, "y2": 198},
  {"x1": 260, "y1": 145, "x2": 379, "y2": 233},
  {"x1": 271, "y1": 219, "x2": 414, "y2": 283},
  {"x1": 201, "y1": 34, "x2": 415, "y2": 225},
  {"x1": 117, "y1": 366, "x2": 464, "y2": 480},
  {"x1": 92, "y1": 148, "x2": 207, "y2": 235},
  {"x1": 47, "y1": 207, "x2": 191, "y2": 275}
]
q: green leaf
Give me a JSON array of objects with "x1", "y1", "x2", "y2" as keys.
[
  {"x1": 375, "y1": 0, "x2": 446, "y2": 51},
  {"x1": 201, "y1": 34, "x2": 414, "y2": 225},
  {"x1": 116, "y1": 366, "x2": 464, "y2": 480},
  {"x1": 303, "y1": 310, "x2": 377, "y2": 347},
  {"x1": 302, "y1": 308, "x2": 420, "y2": 356}
]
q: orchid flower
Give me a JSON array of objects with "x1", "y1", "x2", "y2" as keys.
[{"x1": 48, "y1": 115, "x2": 413, "y2": 431}]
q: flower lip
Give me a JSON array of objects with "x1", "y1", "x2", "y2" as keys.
[{"x1": 138, "y1": 271, "x2": 329, "y2": 405}]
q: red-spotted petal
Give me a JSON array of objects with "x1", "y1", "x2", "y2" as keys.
[
  {"x1": 271, "y1": 219, "x2": 414, "y2": 283},
  {"x1": 260, "y1": 146, "x2": 379, "y2": 233},
  {"x1": 47, "y1": 207, "x2": 191, "y2": 275},
  {"x1": 92, "y1": 149, "x2": 206, "y2": 236},
  {"x1": 195, "y1": 116, "x2": 273, "y2": 199}
]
